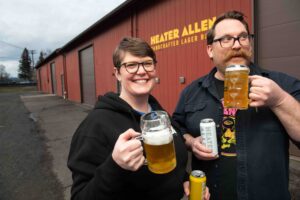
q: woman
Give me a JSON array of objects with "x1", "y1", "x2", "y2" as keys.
[{"x1": 68, "y1": 37, "x2": 209, "y2": 200}]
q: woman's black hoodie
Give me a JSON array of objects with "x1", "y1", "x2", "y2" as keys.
[{"x1": 68, "y1": 92, "x2": 188, "y2": 200}]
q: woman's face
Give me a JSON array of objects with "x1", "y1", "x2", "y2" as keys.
[{"x1": 114, "y1": 52, "x2": 157, "y2": 98}]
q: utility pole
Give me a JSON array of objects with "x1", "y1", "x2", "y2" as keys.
[
  {"x1": 29, "y1": 49, "x2": 37, "y2": 82},
  {"x1": 29, "y1": 50, "x2": 37, "y2": 67}
]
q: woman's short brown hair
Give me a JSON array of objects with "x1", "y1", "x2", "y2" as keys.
[{"x1": 113, "y1": 37, "x2": 157, "y2": 69}]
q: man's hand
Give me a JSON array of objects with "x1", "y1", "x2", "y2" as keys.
[
  {"x1": 185, "y1": 134, "x2": 218, "y2": 160},
  {"x1": 249, "y1": 75, "x2": 288, "y2": 108},
  {"x1": 249, "y1": 75, "x2": 300, "y2": 141}
]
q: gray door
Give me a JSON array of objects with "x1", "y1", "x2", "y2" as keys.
[
  {"x1": 255, "y1": 0, "x2": 300, "y2": 156},
  {"x1": 61, "y1": 74, "x2": 65, "y2": 97},
  {"x1": 79, "y1": 46, "x2": 96, "y2": 105},
  {"x1": 50, "y1": 62, "x2": 57, "y2": 94}
]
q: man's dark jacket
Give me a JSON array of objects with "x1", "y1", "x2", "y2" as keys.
[{"x1": 173, "y1": 64, "x2": 300, "y2": 200}]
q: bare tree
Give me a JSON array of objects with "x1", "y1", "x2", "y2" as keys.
[
  {"x1": 35, "y1": 51, "x2": 45, "y2": 66},
  {"x1": 0, "y1": 64, "x2": 10, "y2": 80}
]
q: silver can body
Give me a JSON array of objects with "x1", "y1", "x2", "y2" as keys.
[{"x1": 200, "y1": 118, "x2": 218, "y2": 156}]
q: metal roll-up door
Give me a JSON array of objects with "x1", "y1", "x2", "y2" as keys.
[
  {"x1": 79, "y1": 46, "x2": 96, "y2": 106},
  {"x1": 50, "y1": 62, "x2": 57, "y2": 94}
]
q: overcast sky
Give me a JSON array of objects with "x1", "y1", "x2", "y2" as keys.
[{"x1": 0, "y1": 0, "x2": 126, "y2": 77}]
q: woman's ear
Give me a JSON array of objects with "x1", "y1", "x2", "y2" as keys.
[{"x1": 114, "y1": 67, "x2": 121, "y2": 82}]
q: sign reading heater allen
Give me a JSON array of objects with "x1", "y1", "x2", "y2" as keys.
[{"x1": 150, "y1": 16, "x2": 216, "y2": 51}]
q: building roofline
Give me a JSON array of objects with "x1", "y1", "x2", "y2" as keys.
[
  {"x1": 35, "y1": 0, "x2": 160, "y2": 69},
  {"x1": 36, "y1": 0, "x2": 138, "y2": 68},
  {"x1": 35, "y1": 48, "x2": 61, "y2": 69},
  {"x1": 59, "y1": 0, "x2": 137, "y2": 53}
]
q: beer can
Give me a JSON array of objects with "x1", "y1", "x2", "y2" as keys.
[
  {"x1": 189, "y1": 170, "x2": 206, "y2": 200},
  {"x1": 200, "y1": 118, "x2": 218, "y2": 156}
]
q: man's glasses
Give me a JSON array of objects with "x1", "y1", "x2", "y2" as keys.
[
  {"x1": 213, "y1": 33, "x2": 254, "y2": 48},
  {"x1": 120, "y1": 60, "x2": 156, "y2": 74}
]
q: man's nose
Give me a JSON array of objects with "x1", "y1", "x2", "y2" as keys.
[{"x1": 232, "y1": 39, "x2": 242, "y2": 49}]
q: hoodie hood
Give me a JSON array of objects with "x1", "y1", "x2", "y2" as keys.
[
  {"x1": 94, "y1": 92, "x2": 132, "y2": 113},
  {"x1": 94, "y1": 92, "x2": 163, "y2": 114}
]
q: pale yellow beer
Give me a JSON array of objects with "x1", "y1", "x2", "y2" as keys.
[
  {"x1": 143, "y1": 129, "x2": 176, "y2": 174},
  {"x1": 141, "y1": 111, "x2": 177, "y2": 174},
  {"x1": 224, "y1": 65, "x2": 249, "y2": 109}
]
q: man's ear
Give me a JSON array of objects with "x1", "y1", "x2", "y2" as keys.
[
  {"x1": 114, "y1": 67, "x2": 121, "y2": 82},
  {"x1": 207, "y1": 45, "x2": 213, "y2": 59}
]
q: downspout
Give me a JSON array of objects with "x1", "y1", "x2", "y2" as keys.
[{"x1": 63, "y1": 54, "x2": 68, "y2": 99}]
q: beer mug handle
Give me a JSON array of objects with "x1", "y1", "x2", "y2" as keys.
[
  {"x1": 135, "y1": 135, "x2": 143, "y2": 141},
  {"x1": 134, "y1": 135, "x2": 148, "y2": 165},
  {"x1": 170, "y1": 126, "x2": 178, "y2": 136}
]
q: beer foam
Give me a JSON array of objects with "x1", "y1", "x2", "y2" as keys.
[
  {"x1": 143, "y1": 129, "x2": 172, "y2": 145},
  {"x1": 225, "y1": 65, "x2": 249, "y2": 72}
]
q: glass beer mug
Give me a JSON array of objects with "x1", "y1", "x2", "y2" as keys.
[
  {"x1": 224, "y1": 64, "x2": 250, "y2": 110},
  {"x1": 140, "y1": 111, "x2": 176, "y2": 174}
]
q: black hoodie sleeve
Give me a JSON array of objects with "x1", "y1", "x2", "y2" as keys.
[{"x1": 67, "y1": 115, "x2": 128, "y2": 200}]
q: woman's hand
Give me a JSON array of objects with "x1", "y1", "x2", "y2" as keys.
[{"x1": 112, "y1": 128, "x2": 145, "y2": 171}]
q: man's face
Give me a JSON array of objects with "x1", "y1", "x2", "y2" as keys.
[{"x1": 207, "y1": 19, "x2": 253, "y2": 74}]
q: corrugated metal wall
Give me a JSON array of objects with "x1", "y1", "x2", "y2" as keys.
[
  {"x1": 93, "y1": 18, "x2": 133, "y2": 96},
  {"x1": 136, "y1": 0, "x2": 252, "y2": 111},
  {"x1": 55, "y1": 56, "x2": 64, "y2": 96},
  {"x1": 35, "y1": 0, "x2": 300, "y2": 159},
  {"x1": 65, "y1": 50, "x2": 82, "y2": 102},
  {"x1": 37, "y1": 0, "x2": 252, "y2": 112},
  {"x1": 38, "y1": 55, "x2": 64, "y2": 96},
  {"x1": 39, "y1": 65, "x2": 49, "y2": 93}
]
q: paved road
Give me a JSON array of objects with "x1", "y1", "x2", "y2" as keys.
[
  {"x1": 20, "y1": 93, "x2": 90, "y2": 199},
  {"x1": 0, "y1": 92, "x2": 64, "y2": 200}
]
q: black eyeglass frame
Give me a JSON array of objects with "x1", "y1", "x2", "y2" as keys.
[
  {"x1": 120, "y1": 60, "x2": 157, "y2": 74},
  {"x1": 212, "y1": 34, "x2": 254, "y2": 48}
]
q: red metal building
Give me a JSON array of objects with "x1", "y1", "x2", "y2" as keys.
[
  {"x1": 35, "y1": 0, "x2": 300, "y2": 155},
  {"x1": 36, "y1": 0, "x2": 252, "y2": 112}
]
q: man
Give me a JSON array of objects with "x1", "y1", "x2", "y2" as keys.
[{"x1": 173, "y1": 10, "x2": 300, "y2": 200}]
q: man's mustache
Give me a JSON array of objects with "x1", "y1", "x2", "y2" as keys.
[{"x1": 224, "y1": 49, "x2": 252, "y2": 63}]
